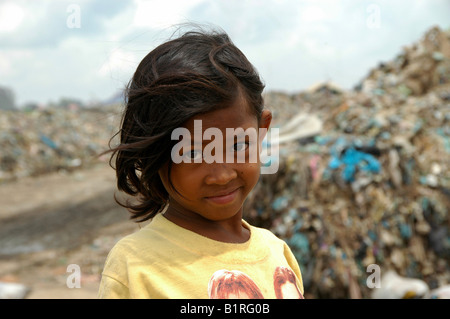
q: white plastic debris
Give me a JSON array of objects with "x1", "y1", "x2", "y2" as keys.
[
  {"x1": 425, "y1": 285, "x2": 450, "y2": 299},
  {"x1": 371, "y1": 270, "x2": 429, "y2": 299},
  {"x1": 0, "y1": 282, "x2": 30, "y2": 299}
]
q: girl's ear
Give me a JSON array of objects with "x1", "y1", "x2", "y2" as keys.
[{"x1": 258, "y1": 109, "x2": 272, "y2": 142}]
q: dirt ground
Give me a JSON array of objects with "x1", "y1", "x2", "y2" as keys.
[{"x1": 0, "y1": 163, "x2": 143, "y2": 299}]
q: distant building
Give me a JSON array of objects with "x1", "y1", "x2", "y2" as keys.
[{"x1": 0, "y1": 86, "x2": 16, "y2": 111}]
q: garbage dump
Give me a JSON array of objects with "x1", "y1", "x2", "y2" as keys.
[
  {"x1": 0, "y1": 26, "x2": 448, "y2": 299},
  {"x1": 0, "y1": 105, "x2": 121, "y2": 182},
  {"x1": 244, "y1": 26, "x2": 450, "y2": 298}
]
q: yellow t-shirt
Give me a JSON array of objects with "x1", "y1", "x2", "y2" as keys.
[{"x1": 98, "y1": 214, "x2": 304, "y2": 299}]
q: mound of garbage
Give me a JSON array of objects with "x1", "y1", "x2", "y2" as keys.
[
  {"x1": 245, "y1": 26, "x2": 450, "y2": 298},
  {"x1": 0, "y1": 105, "x2": 121, "y2": 182}
]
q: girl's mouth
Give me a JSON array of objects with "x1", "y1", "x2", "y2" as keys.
[{"x1": 205, "y1": 188, "x2": 240, "y2": 205}]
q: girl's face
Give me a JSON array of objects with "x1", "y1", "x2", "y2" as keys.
[{"x1": 159, "y1": 95, "x2": 271, "y2": 233}]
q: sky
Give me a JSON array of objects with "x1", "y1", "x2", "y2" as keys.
[{"x1": 0, "y1": 0, "x2": 449, "y2": 106}]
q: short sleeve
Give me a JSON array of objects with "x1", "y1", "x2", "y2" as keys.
[
  {"x1": 97, "y1": 239, "x2": 131, "y2": 299},
  {"x1": 283, "y1": 242, "x2": 304, "y2": 296},
  {"x1": 98, "y1": 274, "x2": 130, "y2": 299}
]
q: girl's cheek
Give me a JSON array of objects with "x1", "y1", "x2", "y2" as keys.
[{"x1": 242, "y1": 164, "x2": 261, "y2": 181}]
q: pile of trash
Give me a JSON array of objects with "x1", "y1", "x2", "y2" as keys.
[
  {"x1": 244, "y1": 26, "x2": 450, "y2": 298},
  {"x1": 0, "y1": 105, "x2": 121, "y2": 182}
]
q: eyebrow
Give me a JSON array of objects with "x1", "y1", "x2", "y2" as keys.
[{"x1": 187, "y1": 125, "x2": 256, "y2": 141}]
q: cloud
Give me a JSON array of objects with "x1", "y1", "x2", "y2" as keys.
[
  {"x1": 227, "y1": 0, "x2": 450, "y2": 92},
  {"x1": 0, "y1": 2, "x2": 25, "y2": 32},
  {"x1": 133, "y1": 0, "x2": 205, "y2": 29},
  {"x1": 0, "y1": 0, "x2": 133, "y2": 49},
  {"x1": 0, "y1": 0, "x2": 449, "y2": 105}
]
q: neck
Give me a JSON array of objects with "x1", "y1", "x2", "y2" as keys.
[{"x1": 162, "y1": 202, "x2": 249, "y2": 243}]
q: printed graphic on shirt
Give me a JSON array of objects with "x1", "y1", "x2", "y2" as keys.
[
  {"x1": 208, "y1": 269, "x2": 264, "y2": 299},
  {"x1": 273, "y1": 266, "x2": 304, "y2": 299},
  {"x1": 208, "y1": 267, "x2": 304, "y2": 299}
]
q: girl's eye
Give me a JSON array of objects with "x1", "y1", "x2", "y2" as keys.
[
  {"x1": 233, "y1": 142, "x2": 249, "y2": 152},
  {"x1": 182, "y1": 149, "x2": 202, "y2": 161}
]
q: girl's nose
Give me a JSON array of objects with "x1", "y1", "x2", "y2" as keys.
[{"x1": 204, "y1": 162, "x2": 238, "y2": 185}]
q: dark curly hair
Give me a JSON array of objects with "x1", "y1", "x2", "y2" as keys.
[{"x1": 108, "y1": 26, "x2": 265, "y2": 222}]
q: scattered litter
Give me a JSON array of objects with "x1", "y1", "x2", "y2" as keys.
[
  {"x1": 0, "y1": 282, "x2": 30, "y2": 299},
  {"x1": 371, "y1": 270, "x2": 429, "y2": 299}
]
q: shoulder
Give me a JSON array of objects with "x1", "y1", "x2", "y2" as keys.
[
  {"x1": 100, "y1": 219, "x2": 168, "y2": 282},
  {"x1": 102, "y1": 216, "x2": 171, "y2": 267},
  {"x1": 244, "y1": 220, "x2": 286, "y2": 246},
  {"x1": 106, "y1": 218, "x2": 167, "y2": 259},
  {"x1": 107, "y1": 229, "x2": 148, "y2": 257}
]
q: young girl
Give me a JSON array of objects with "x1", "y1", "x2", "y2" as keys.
[{"x1": 98, "y1": 27, "x2": 304, "y2": 299}]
